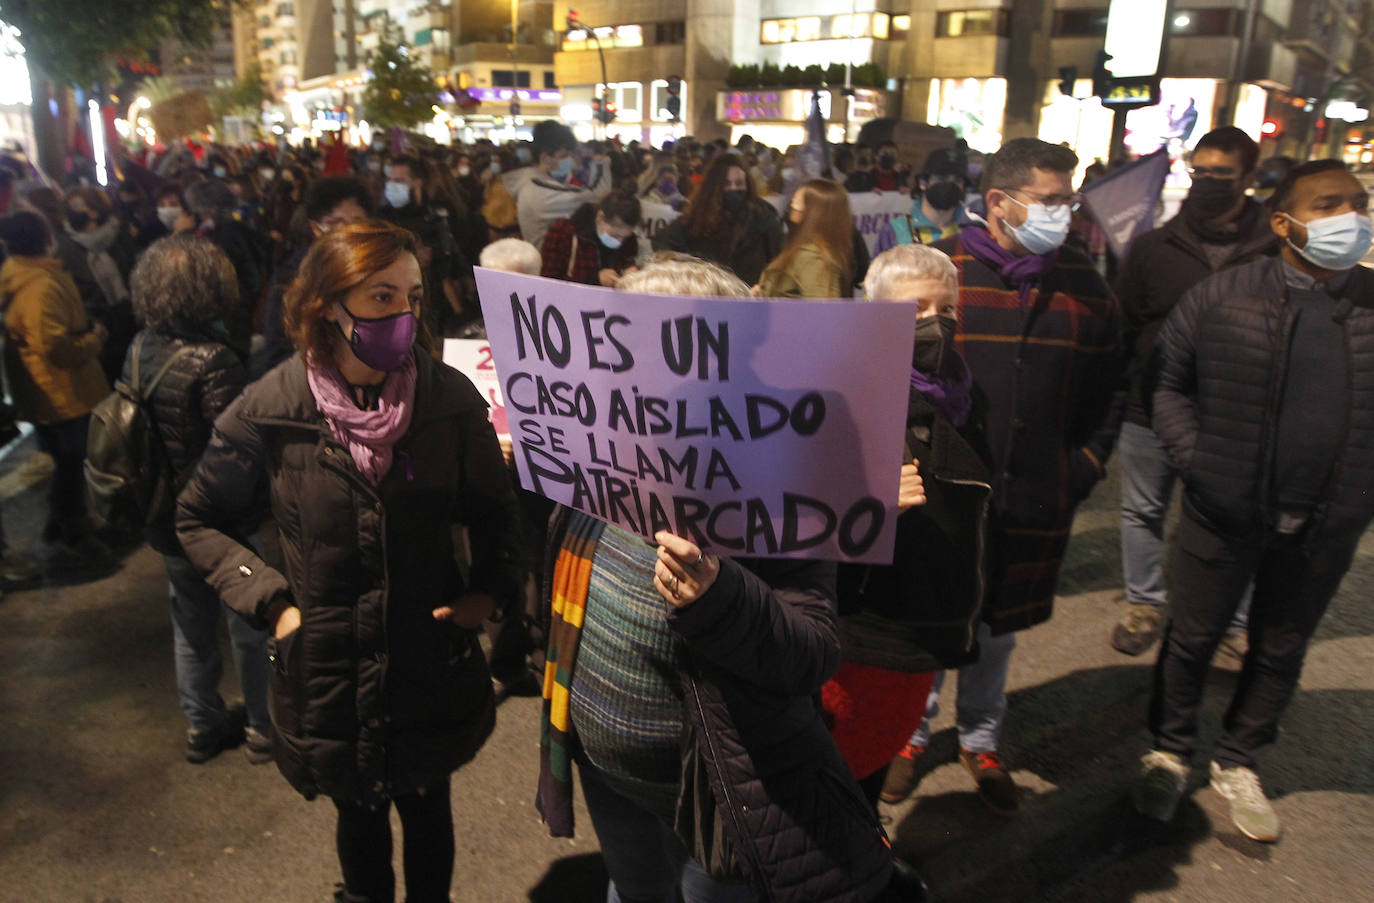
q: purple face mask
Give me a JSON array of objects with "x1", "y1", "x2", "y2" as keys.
[{"x1": 337, "y1": 303, "x2": 417, "y2": 371}]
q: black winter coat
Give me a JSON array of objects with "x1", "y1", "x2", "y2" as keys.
[
  {"x1": 177, "y1": 353, "x2": 523, "y2": 804},
  {"x1": 653, "y1": 199, "x2": 784, "y2": 286},
  {"x1": 1117, "y1": 201, "x2": 1278, "y2": 425},
  {"x1": 1152, "y1": 257, "x2": 1374, "y2": 544},
  {"x1": 125, "y1": 327, "x2": 247, "y2": 555},
  {"x1": 836, "y1": 387, "x2": 992, "y2": 673}
]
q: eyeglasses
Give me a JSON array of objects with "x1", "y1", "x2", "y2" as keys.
[
  {"x1": 1004, "y1": 188, "x2": 1080, "y2": 211},
  {"x1": 1188, "y1": 166, "x2": 1241, "y2": 179}
]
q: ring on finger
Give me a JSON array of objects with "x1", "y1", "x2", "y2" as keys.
[
  {"x1": 693, "y1": 551, "x2": 705, "y2": 569},
  {"x1": 670, "y1": 574, "x2": 680, "y2": 595}
]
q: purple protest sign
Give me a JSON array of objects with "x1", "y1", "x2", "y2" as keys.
[
  {"x1": 1081, "y1": 148, "x2": 1172, "y2": 261},
  {"x1": 474, "y1": 269, "x2": 918, "y2": 563}
]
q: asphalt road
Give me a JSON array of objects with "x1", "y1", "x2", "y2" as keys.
[{"x1": 0, "y1": 436, "x2": 1370, "y2": 903}]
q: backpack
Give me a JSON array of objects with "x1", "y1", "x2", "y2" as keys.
[{"x1": 84, "y1": 334, "x2": 194, "y2": 533}]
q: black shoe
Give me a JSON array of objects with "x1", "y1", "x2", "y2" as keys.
[
  {"x1": 881, "y1": 857, "x2": 932, "y2": 902},
  {"x1": 244, "y1": 726, "x2": 274, "y2": 765},
  {"x1": 185, "y1": 721, "x2": 245, "y2": 764}
]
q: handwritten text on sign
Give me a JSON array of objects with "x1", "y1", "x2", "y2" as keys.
[{"x1": 474, "y1": 269, "x2": 917, "y2": 563}]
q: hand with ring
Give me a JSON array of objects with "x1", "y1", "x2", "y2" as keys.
[{"x1": 653, "y1": 530, "x2": 719, "y2": 609}]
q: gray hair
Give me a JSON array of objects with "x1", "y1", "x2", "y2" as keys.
[
  {"x1": 183, "y1": 179, "x2": 236, "y2": 219},
  {"x1": 130, "y1": 234, "x2": 239, "y2": 331},
  {"x1": 617, "y1": 257, "x2": 751, "y2": 298},
  {"x1": 864, "y1": 243, "x2": 958, "y2": 303},
  {"x1": 479, "y1": 237, "x2": 541, "y2": 275}
]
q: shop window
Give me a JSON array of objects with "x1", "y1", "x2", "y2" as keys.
[
  {"x1": 936, "y1": 10, "x2": 1011, "y2": 38},
  {"x1": 1052, "y1": 9, "x2": 1109, "y2": 38},
  {"x1": 1169, "y1": 9, "x2": 1239, "y2": 36},
  {"x1": 654, "y1": 21, "x2": 686, "y2": 45},
  {"x1": 493, "y1": 69, "x2": 532, "y2": 88}
]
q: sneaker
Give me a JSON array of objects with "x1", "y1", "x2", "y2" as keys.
[
  {"x1": 244, "y1": 726, "x2": 273, "y2": 765},
  {"x1": 1132, "y1": 749, "x2": 1190, "y2": 822},
  {"x1": 880, "y1": 743, "x2": 929, "y2": 804},
  {"x1": 1111, "y1": 603, "x2": 1164, "y2": 656},
  {"x1": 185, "y1": 721, "x2": 245, "y2": 764},
  {"x1": 1210, "y1": 762, "x2": 1280, "y2": 842},
  {"x1": 1215, "y1": 631, "x2": 1249, "y2": 669},
  {"x1": 960, "y1": 749, "x2": 1019, "y2": 815}
]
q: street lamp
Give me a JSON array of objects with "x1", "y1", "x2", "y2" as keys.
[{"x1": 566, "y1": 10, "x2": 610, "y2": 137}]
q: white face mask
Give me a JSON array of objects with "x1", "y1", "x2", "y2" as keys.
[
  {"x1": 457, "y1": 165, "x2": 471, "y2": 177},
  {"x1": 157, "y1": 206, "x2": 182, "y2": 230},
  {"x1": 598, "y1": 230, "x2": 623, "y2": 250},
  {"x1": 1284, "y1": 210, "x2": 1374, "y2": 272},
  {"x1": 384, "y1": 181, "x2": 411, "y2": 208},
  {"x1": 260, "y1": 169, "x2": 275, "y2": 181},
  {"x1": 1003, "y1": 194, "x2": 1072, "y2": 255}
]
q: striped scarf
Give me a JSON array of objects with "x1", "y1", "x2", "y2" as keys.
[{"x1": 536, "y1": 510, "x2": 606, "y2": 837}]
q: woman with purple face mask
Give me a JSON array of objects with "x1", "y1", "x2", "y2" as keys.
[{"x1": 177, "y1": 221, "x2": 523, "y2": 903}]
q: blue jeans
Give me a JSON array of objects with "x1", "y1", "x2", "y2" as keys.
[
  {"x1": 577, "y1": 761, "x2": 756, "y2": 903},
  {"x1": 165, "y1": 553, "x2": 270, "y2": 735},
  {"x1": 1119, "y1": 421, "x2": 1251, "y2": 628},
  {"x1": 910, "y1": 621, "x2": 1016, "y2": 753}
]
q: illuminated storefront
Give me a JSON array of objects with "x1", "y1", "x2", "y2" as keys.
[
  {"x1": 927, "y1": 78, "x2": 1007, "y2": 153},
  {"x1": 0, "y1": 20, "x2": 35, "y2": 158},
  {"x1": 715, "y1": 87, "x2": 889, "y2": 148}
]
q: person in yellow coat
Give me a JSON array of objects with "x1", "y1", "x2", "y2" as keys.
[
  {"x1": 757, "y1": 179, "x2": 855, "y2": 299},
  {"x1": 1, "y1": 210, "x2": 110, "y2": 557}
]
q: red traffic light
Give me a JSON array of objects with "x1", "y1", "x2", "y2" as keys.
[{"x1": 1261, "y1": 119, "x2": 1280, "y2": 136}]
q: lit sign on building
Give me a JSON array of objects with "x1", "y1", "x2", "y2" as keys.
[
  {"x1": 723, "y1": 91, "x2": 786, "y2": 122},
  {"x1": 1103, "y1": 0, "x2": 1168, "y2": 78},
  {"x1": 466, "y1": 88, "x2": 562, "y2": 104}
]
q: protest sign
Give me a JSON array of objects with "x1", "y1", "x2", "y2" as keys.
[
  {"x1": 474, "y1": 269, "x2": 918, "y2": 563},
  {"x1": 442, "y1": 338, "x2": 509, "y2": 440},
  {"x1": 637, "y1": 198, "x2": 680, "y2": 245}
]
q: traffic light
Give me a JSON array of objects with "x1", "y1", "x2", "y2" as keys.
[
  {"x1": 566, "y1": 9, "x2": 579, "y2": 30},
  {"x1": 1058, "y1": 66, "x2": 1078, "y2": 98},
  {"x1": 665, "y1": 75, "x2": 682, "y2": 121},
  {"x1": 591, "y1": 96, "x2": 602, "y2": 120},
  {"x1": 1261, "y1": 119, "x2": 1282, "y2": 139},
  {"x1": 1091, "y1": 50, "x2": 1114, "y2": 99},
  {"x1": 600, "y1": 99, "x2": 617, "y2": 124}
]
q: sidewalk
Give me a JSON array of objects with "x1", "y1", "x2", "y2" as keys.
[{"x1": 0, "y1": 437, "x2": 1370, "y2": 902}]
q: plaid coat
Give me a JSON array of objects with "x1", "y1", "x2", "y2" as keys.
[
  {"x1": 539, "y1": 217, "x2": 639, "y2": 285},
  {"x1": 935, "y1": 230, "x2": 1125, "y2": 634}
]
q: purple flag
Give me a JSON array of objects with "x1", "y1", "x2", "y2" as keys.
[
  {"x1": 798, "y1": 90, "x2": 831, "y2": 181},
  {"x1": 1081, "y1": 148, "x2": 1171, "y2": 261},
  {"x1": 473, "y1": 269, "x2": 919, "y2": 563}
]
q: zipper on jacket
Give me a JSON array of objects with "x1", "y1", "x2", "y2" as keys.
[
  {"x1": 1304, "y1": 308, "x2": 1357, "y2": 550},
  {"x1": 1258, "y1": 303, "x2": 1297, "y2": 530}
]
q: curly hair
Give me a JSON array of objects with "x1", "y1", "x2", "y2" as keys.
[
  {"x1": 283, "y1": 220, "x2": 431, "y2": 362},
  {"x1": 130, "y1": 235, "x2": 239, "y2": 332},
  {"x1": 679, "y1": 154, "x2": 758, "y2": 241}
]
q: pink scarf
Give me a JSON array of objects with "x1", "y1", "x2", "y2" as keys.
[{"x1": 305, "y1": 353, "x2": 417, "y2": 485}]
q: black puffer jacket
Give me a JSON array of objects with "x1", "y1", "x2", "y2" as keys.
[
  {"x1": 836, "y1": 387, "x2": 992, "y2": 673},
  {"x1": 125, "y1": 327, "x2": 247, "y2": 555},
  {"x1": 1117, "y1": 201, "x2": 1279, "y2": 426},
  {"x1": 1152, "y1": 257, "x2": 1374, "y2": 543},
  {"x1": 177, "y1": 353, "x2": 523, "y2": 804},
  {"x1": 653, "y1": 199, "x2": 785, "y2": 286}
]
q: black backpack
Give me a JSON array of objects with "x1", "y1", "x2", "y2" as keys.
[{"x1": 84, "y1": 335, "x2": 194, "y2": 533}]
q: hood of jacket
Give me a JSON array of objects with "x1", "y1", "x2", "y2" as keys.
[{"x1": 0, "y1": 255, "x2": 65, "y2": 306}]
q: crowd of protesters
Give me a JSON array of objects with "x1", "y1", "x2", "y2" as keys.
[{"x1": 0, "y1": 113, "x2": 1369, "y2": 901}]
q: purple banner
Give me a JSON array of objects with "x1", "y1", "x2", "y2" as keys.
[
  {"x1": 474, "y1": 269, "x2": 919, "y2": 563},
  {"x1": 1081, "y1": 148, "x2": 1172, "y2": 261}
]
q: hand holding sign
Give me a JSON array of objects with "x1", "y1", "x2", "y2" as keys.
[
  {"x1": 654, "y1": 530, "x2": 719, "y2": 608},
  {"x1": 898, "y1": 462, "x2": 926, "y2": 510}
]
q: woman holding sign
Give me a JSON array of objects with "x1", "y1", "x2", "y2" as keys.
[
  {"x1": 177, "y1": 221, "x2": 523, "y2": 903},
  {"x1": 534, "y1": 258, "x2": 916, "y2": 903},
  {"x1": 756, "y1": 180, "x2": 855, "y2": 299}
]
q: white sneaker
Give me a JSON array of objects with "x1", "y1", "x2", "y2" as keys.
[
  {"x1": 1210, "y1": 762, "x2": 1280, "y2": 842},
  {"x1": 1132, "y1": 749, "x2": 1190, "y2": 821}
]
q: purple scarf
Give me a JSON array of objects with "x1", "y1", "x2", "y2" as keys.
[
  {"x1": 911, "y1": 351, "x2": 974, "y2": 427},
  {"x1": 958, "y1": 224, "x2": 1058, "y2": 307},
  {"x1": 306, "y1": 352, "x2": 417, "y2": 485}
]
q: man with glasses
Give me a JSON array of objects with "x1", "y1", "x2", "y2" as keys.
[
  {"x1": 879, "y1": 138, "x2": 1124, "y2": 814},
  {"x1": 1135, "y1": 160, "x2": 1374, "y2": 842},
  {"x1": 1111, "y1": 127, "x2": 1278, "y2": 658}
]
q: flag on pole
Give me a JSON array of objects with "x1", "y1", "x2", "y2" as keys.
[
  {"x1": 1080, "y1": 148, "x2": 1171, "y2": 261},
  {"x1": 797, "y1": 89, "x2": 831, "y2": 181}
]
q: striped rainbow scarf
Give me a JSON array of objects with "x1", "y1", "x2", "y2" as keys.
[{"x1": 535, "y1": 510, "x2": 606, "y2": 837}]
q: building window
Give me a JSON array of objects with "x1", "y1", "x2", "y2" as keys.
[
  {"x1": 544, "y1": 70, "x2": 556, "y2": 88},
  {"x1": 762, "y1": 13, "x2": 902, "y2": 44},
  {"x1": 891, "y1": 15, "x2": 911, "y2": 38},
  {"x1": 760, "y1": 17, "x2": 823, "y2": 44},
  {"x1": 935, "y1": 10, "x2": 1012, "y2": 38},
  {"x1": 276, "y1": 2, "x2": 294, "y2": 15},
  {"x1": 654, "y1": 21, "x2": 686, "y2": 45},
  {"x1": 561, "y1": 24, "x2": 644, "y2": 52},
  {"x1": 1052, "y1": 9, "x2": 1109, "y2": 37},
  {"x1": 1169, "y1": 9, "x2": 1239, "y2": 37},
  {"x1": 414, "y1": 28, "x2": 432, "y2": 46},
  {"x1": 492, "y1": 69, "x2": 531, "y2": 88}
]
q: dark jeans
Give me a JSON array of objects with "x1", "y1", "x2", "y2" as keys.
[
  {"x1": 1149, "y1": 507, "x2": 1355, "y2": 769},
  {"x1": 333, "y1": 781, "x2": 454, "y2": 903},
  {"x1": 33, "y1": 415, "x2": 91, "y2": 543}
]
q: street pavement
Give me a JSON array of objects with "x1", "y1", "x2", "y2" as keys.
[{"x1": 1, "y1": 434, "x2": 1370, "y2": 903}]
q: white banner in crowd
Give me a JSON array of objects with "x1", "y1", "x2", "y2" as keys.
[
  {"x1": 442, "y1": 338, "x2": 510, "y2": 441},
  {"x1": 635, "y1": 192, "x2": 916, "y2": 261}
]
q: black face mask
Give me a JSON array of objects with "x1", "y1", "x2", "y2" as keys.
[
  {"x1": 923, "y1": 181, "x2": 964, "y2": 212},
  {"x1": 1184, "y1": 177, "x2": 1240, "y2": 220},
  {"x1": 912, "y1": 315, "x2": 957, "y2": 375},
  {"x1": 722, "y1": 189, "x2": 747, "y2": 213},
  {"x1": 66, "y1": 209, "x2": 91, "y2": 231}
]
